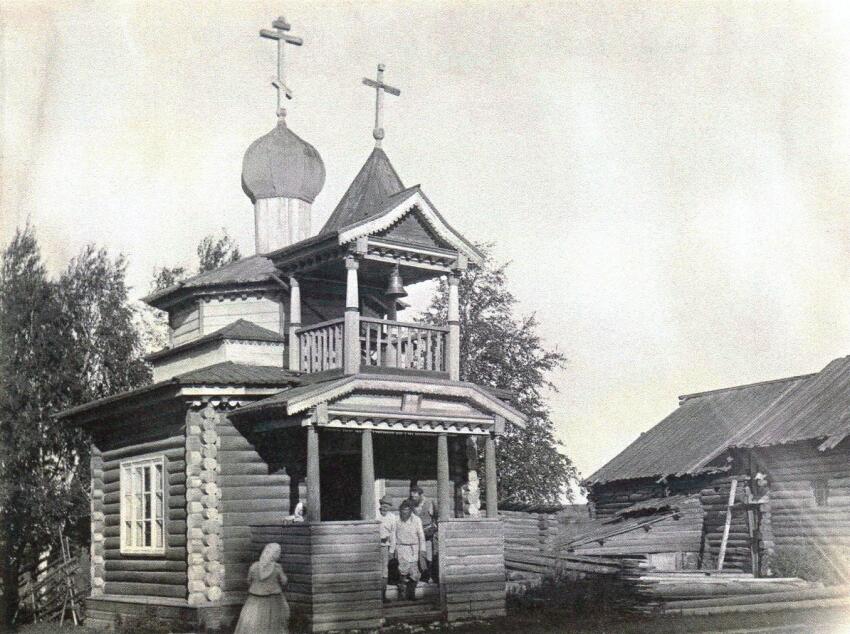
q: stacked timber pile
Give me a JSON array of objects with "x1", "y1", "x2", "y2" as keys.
[{"x1": 626, "y1": 571, "x2": 850, "y2": 615}]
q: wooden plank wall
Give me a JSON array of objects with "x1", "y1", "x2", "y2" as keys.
[
  {"x1": 170, "y1": 304, "x2": 200, "y2": 346},
  {"x1": 252, "y1": 521, "x2": 383, "y2": 633},
  {"x1": 98, "y1": 412, "x2": 188, "y2": 599},
  {"x1": 755, "y1": 442, "x2": 850, "y2": 577},
  {"x1": 590, "y1": 482, "x2": 665, "y2": 519},
  {"x1": 572, "y1": 497, "x2": 704, "y2": 560},
  {"x1": 201, "y1": 294, "x2": 283, "y2": 335},
  {"x1": 218, "y1": 414, "x2": 291, "y2": 601},
  {"x1": 440, "y1": 518, "x2": 506, "y2": 622}
]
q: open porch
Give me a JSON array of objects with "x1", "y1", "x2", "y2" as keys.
[{"x1": 233, "y1": 374, "x2": 520, "y2": 632}]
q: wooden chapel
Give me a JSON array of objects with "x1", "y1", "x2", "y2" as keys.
[{"x1": 59, "y1": 15, "x2": 525, "y2": 632}]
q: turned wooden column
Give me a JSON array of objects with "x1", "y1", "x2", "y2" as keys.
[
  {"x1": 484, "y1": 434, "x2": 498, "y2": 519},
  {"x1": 437, "y1": 433, "x2": 452, "y2": 521},
  {"x1": 361, "y1": 430, "x2": 376, "y2": 520},
  {"x1": 288, "y1": 276, "x2": 301, "y2": 371},
  {"x1": 306, "y1": 425, "x2": 321, "y2": 521},
  {"x1": 344, "y1": 257, "x2": 361, "y2": 374},
  {"x1": 447, "y1": 274, "x2": 460, "y2": 381}
]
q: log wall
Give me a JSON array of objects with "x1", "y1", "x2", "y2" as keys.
[
  {"x1": 252, "y1": 521, "x2": 383, "y2": 633},
  {"x1": 185, "y1": 405, "x2": 225, "y2": 605},
  {"x1": 98, "y1": 412, "x2": 188, "y2": 600},
  {"x1": 698, "y1": 476, "x2": 753, "y2": 572},
  {"x1": 755, "y1": 442, "x2": 850, "y2": 576},
  {"x1": 440, "y1": 518, "x2": 506, "y2": 622},
  {"x1": 217, "y1": 413, "x2": 291, "y2": 601}
]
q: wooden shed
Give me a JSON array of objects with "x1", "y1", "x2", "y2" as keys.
[{"x1": 585, "y1": 356, "x2": 850, "y2": 580}]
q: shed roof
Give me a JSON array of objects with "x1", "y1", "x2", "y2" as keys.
[{"x1": 586, "y1": 374, "x2": 810, "y2": 485}]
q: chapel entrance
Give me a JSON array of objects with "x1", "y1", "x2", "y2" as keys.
[{"x1": 319, "y1": 430, "x2": 361, "y2": 521}]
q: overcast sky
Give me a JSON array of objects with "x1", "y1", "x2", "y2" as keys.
[{"x1": 4, "y1": 1, "x2": 850, "y2": 481}]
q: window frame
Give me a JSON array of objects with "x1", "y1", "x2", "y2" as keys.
[
  {"x1": 812, "y1": 478, "x2": 829, "y2": 507},
  {"x1": 119, "y1": 455, "x2": 167, "y2": 556}
]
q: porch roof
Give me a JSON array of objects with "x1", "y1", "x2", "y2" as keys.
[{"x1": 230, "y1": 372, "x2": 526, "y2": 430}]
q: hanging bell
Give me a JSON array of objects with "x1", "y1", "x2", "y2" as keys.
[{"x1": 385, "y1": 264, "x2": 408, "y2": 299}]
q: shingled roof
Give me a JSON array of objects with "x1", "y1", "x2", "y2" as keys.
[
  {"x1": 144, "y1": 255, "x2": 278, "y2": 309},
  {"x1": 58, "y1": 362, "x2": 301, "y2": 422},
  {"x1": 320, "y1": 147, "x2": 405, "y2": 234},
  {"x1": 146, "y1": 319, "x2": 285, "y2": 362}
]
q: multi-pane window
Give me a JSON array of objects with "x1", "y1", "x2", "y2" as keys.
[{"x1": 120, "y1": 457, "x2": 165, "y2": 554}]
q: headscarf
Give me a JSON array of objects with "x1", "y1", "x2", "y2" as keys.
[{"x1": 256, "y1": 542, "x2": 281, "y2": 580}]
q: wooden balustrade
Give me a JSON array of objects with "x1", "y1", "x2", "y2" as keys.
[
  {"x1": 298, "y1": 317, "x2": 449, "y2": 374},
  {"x1": 298, "y1": 319, "x2": 345, "y2": 373},
  {"x1": 360, "y1": 317, "x2": 448, "y2": 373}
]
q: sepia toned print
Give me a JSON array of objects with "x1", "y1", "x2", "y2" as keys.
[{"x1": 3, "y1": 2, "x2": 850, "y2": 633}]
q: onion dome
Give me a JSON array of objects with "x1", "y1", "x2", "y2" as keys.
[{"x1": 241, "y1": 118, "x2": 326, "y2": 204}]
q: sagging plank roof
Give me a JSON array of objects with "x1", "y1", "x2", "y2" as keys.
[
  {"x1": 586, "y1": 374, "x2": 810, "y2": 485},
  {"x1": 589, "y1": 354, "x2": 850, "y2": 486}
]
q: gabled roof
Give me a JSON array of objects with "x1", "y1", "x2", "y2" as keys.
[
  {"x1": 586, "y1": 374, "x2": 811, "y2": 485},
  {"x1": 734, "y1": 355, "x2": 850, "y2": 451},
  {"x1": 321, "y1": 147, "x2": 405, "y2": 234},
  {"x1": 146, "y1": 319, "x2": 285, "y2": 362},
  {"x1": 144, "y1": 255, "x2": 279, "y2": 309},
  {"x1": 318, "y1": 148, "x2": 483, "y2": 264}
]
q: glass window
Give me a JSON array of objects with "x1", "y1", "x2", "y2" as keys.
[{"x1": 120, "y1": 456, "x2": 166, "y2": 554}]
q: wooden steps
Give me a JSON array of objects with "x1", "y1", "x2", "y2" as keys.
[{"x1": 383, "y1": 598, "x2": 443, "y2": 624}]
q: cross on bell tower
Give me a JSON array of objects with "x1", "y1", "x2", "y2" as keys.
[
  {"x1": 260, "y1": 16, "x2": 303, "y2": 119},
  {"x1": 363, "y1": 64, "x2": 401, "y2": 147}
]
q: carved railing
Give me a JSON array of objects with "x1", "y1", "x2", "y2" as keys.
[
  {"x1": 298, "y1": 318, "x2": 344, "y2": 373},
  {"x1": 360, "y1": 317, "x2": 448, "y2": 373}
]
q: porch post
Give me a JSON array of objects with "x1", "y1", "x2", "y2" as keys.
[
  {"x1": 344, "y1": 257, "x2": 361, "y2": 374},
  {"x1": 484, "y1": 433, "x2": 498, "y2": 519},
  {"x1": 437, "y1": 433, "x2": 452, "y2": 521},
  {"x1": 306, "y1": 424, "x2": 321, "y2": 521},
  {"x1": 447, "y1": 274, "x2": 460, "y2": 381},
  {"x1": 361, "y1": 430, "x2": 376, "y2": 520},
  {"x1": 288, "y1": 276, "x2": 301, "y2": 371}
]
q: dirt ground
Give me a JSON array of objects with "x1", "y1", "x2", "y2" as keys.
[{"x1": 11, "y1": 605, "x2": 850, "y2": 633}]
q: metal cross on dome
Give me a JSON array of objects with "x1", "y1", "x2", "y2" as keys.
[
  {"x1": 363, "y1": 64, "x2": 401, "y2": 147},
  {"x1": 260, "y1": 16, "x2": 303, "y2": 119}
]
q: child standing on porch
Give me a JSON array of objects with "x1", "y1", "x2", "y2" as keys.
[
  {"x1": 378, "y1": 495, "x2": 398, "y2": 599},
  {"x1": 393, "y1": 500, "x2": 427, "y2": 600}
]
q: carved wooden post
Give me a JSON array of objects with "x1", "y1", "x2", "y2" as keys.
[
  {"x1": 485, "y1": 434, "x2": 498, "y2": 519},
  {"x1": 289, "y1": 276, "x2": 301, "y2": 371},
  {"x1": 344, "y1": 257, "x2": 361, "y2": 374},
  {"x1": 361, "y1": 430, "x2": 376, "y2": 520},
  {"x1": 448, "y1": 274, "x2": 460, "y2": 380},
  {"x1": 306, "y1": 425, "x2": 321, "y2": 521},
  {"x1": 437, "y1": 433, "x2": 452, "y2": 521}
]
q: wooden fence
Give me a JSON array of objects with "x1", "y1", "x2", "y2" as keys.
[{"x1": 12, "y1": 536, "x2": 85, "y2": 626}]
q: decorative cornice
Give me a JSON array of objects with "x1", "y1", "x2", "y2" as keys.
[{"x1": 336, "y1": 191, "x2": 483, "y2": 264}]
